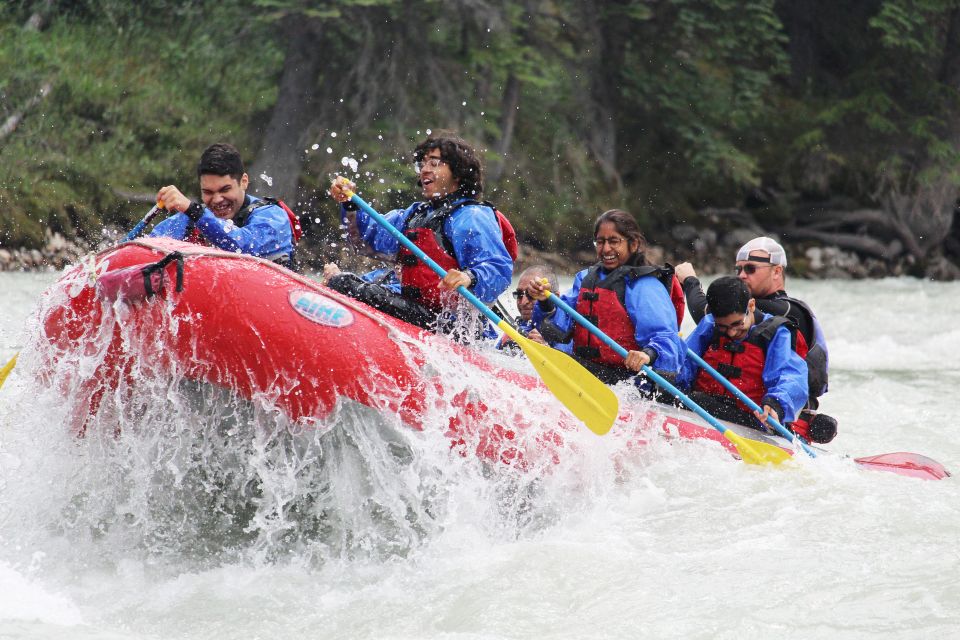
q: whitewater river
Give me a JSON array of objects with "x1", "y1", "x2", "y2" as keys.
[{"x1": 1, "y1": 269, "x2": 958, "y2": 639}]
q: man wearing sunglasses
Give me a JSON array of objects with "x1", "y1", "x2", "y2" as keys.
[
  {"x1": 678, "y1": 276, "x2": 809, "y2": 434},
  {"x1": 496, "y1": 265, "x2": 558, "y2": 352},
  {"x1": 326, "y1": 133, "x2": 515, "y2": 337},
  {"x1": 675, "y1": 236, "x2": 835, "y2": 442}
]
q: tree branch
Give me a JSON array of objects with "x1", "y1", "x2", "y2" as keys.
[{"x1": 0, "y1": 81, "x2": 52, "y2": 142}]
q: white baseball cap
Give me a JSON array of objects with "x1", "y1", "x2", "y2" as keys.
[{"x1": 736, "y1": 236, "x2": 787, "y2": 267}]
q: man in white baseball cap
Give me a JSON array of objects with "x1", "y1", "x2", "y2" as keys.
[
  {"x1": 675, "y1": 235, "x2": 836, "y2": 443},
  {"x1": 734, "y1": 236, "x2": 788, "y2": 299}
]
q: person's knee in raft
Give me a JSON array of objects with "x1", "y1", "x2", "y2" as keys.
[
  {"x1": 151, "y1": 142, "x2": 300, "y2": 269},
  {"x1": 678, "y1": 276, "x2": 809, "y2": 433},
  {"x1": 326, "y1": 132, "x2": 515, "y2": 333},
  {"x1": 525, "y1": 209, "x2": 684, "y2": 381}
]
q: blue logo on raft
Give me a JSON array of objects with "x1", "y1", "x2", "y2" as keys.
[{"x1": 289, "y1": 290, "x2": 354, "y2": 328}]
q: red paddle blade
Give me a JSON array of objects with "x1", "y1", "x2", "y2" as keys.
[{"x1": 854, "y1": 452, "x2": 951, "y2": 481}]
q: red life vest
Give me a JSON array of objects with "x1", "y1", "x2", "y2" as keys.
[
  {"x1": 398, "y1": 222, "x2": 461, "y2": 312},
  {"x1": 397, "y1": 199, "x2": 516, "y2": 311},
  {"x1": 571, "y1": 263, "x2": 684, "y2": 367},
  {"x1": 694, "y1": 313, "x2": 803, "y2": 412}
]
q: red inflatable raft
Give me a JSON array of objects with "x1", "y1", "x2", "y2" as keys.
[{"x1": 34, "y1": 238, "x2": 948, "y2": 480}]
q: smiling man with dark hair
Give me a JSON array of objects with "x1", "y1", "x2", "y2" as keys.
[{"x1": 150, "y1": 143, "x2": 300, "y2": 269}]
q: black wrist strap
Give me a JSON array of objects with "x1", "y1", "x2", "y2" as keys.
[{"x1": 185, "y1": 202, "x2": 204, "y2": 222}]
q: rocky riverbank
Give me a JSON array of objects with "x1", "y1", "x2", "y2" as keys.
[
  {"x1": 517, "y1": 227, "x2": 960, "y2": 281},
  {"x1": 0, "y1": 230, "x2": 88, "y2": 272}
]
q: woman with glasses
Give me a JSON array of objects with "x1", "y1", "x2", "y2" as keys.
[
  {"x1": 527, "y1": 209, "x2": 684, "y2": 387},
  {"x1": 326, "y1": 133, "x2": 515, "y2": 338}
]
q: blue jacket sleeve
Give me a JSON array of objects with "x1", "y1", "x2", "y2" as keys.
[
  {"x1": 761, "y1": 326, "x2": 809, "y2": 422},
  {"x1": 352, "y1": 203, "x2": 412, "y2": 256},
  {"x1": 194, "y1": 203, "x2": 293, "y2": 259},
  {"x1": 678, "y1": 314, "x2": 717, "y2": 389},
  {"x1": 445, "y1": 203, "x2": 514, "y2": 303},
  {"x1": 623, "y1": 276, "x2": 684, "y2": 374},
  {"x1": 149, "y1": 213, "x2": 190, "y2": 240},
  {"x1": 532, "y1": 269, "x2": 584, "y2": 341}
]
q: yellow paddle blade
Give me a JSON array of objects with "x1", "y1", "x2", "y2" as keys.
[
  {"x1": 0, "y1": 352, "x2": 18, "y2": 390},
  {"x1": 500, "y1": 322, "x2": 618, "y2": 435},
  {"x1": 723, "y1": 429, "x2": 792, "y2": 466}
]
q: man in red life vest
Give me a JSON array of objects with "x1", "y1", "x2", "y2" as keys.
[
  {"x1": 326, "y1": 133, "x2": 515, "y2": 338},
  {"x1": 150, "y1": 143, "x2": 300, "y2": 270},
  {"x1": 676, "y1": 237, "x2": 836, "y2": 442},
  {"x1": 678, "y1": 276, "x2": 809, "y2": 433}
]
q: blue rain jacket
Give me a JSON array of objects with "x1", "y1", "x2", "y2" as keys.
[
  {"x1": 531, "y1": 268, "x2": 684, "y2": 373},
  {"x1": 679, "y1": 312, "x2": 809, "y2": 422},
  {"x1": 151, "y1": 195, "x2": 294, "y2": 262},
  {"x1": 348, "y1": 198, "x2": 513, "y2": 304}
]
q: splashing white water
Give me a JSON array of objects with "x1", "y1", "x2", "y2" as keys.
[{"x1": 1, "y1": 273, "x2": 959, "y2": 638}]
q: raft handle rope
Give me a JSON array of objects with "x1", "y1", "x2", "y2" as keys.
[{"x1": 141, "y1": 251, "x2": 185, "y2": 297}]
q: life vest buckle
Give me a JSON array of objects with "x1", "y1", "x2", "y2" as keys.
[{"x1": 717, "y1": 363, "x2": 742, "y2": 379}]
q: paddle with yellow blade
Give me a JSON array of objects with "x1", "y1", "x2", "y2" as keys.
[
  {"x1": 0, "y1": 353, "x2": 16, "y2": 390},
  {"x1": 338, "y1": 181, "x2": 618, "y2": 436},
  {"x1": 685, "y1": 347, "x2": 817, "y2": 458},
  {"x1": 541, "y1": 288, "x2": 792, "y2": 465}
]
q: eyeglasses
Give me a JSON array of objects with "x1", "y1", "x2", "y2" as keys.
[
  {"x1": 414, "y1": 156, "x2": 446, "y2": 173},
  {"x1": 735, "y1": 263, "x2": 774, "y2": 276},
  {"x1": 594, "y1": 237, "x2": 624, "y2": 249},
  {"x1": 714, "y1": 316, "x2": 747, "y2": 334},
  {"x1": 512, "y1": 289, "x2": 532, "y2": 301}
]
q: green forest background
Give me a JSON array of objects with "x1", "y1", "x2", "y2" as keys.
[{"x1": 3, "y1": 0, "x2": 960, "y2": 276}]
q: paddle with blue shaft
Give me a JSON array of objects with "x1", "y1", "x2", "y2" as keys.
[
  {"x1": 685, "y1": 348, "x2": 817, "y2": 458},
  {"x1": 541, "y1": 289, "x2": 792, "y2": 465},
  {"x1": 124, "y1": 201, "x2": 166, "y2": 242},
  {"x1": 684, "y1": 344, "x2": 952, "y2": 477},
  {"x1": 339, "y1": 184, "x2": 619, "y2": 436}
]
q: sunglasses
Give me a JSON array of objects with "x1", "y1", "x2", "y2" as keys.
[
  {"x1": 734, "y1": 263, "x2": 774, "y2": 276},
  {"x1": 511, "y1": 289, "x2": 532, "y2": 301}
]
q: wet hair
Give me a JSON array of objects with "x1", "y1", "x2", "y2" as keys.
[
  {"x1": 706, "y1": 276, "x2": 751, "y2": 318},
  {"x1": 198, "y1": 143, "x2": 245, "y2": 181},
  {"x1": 413, "y1": 133, "x2": 483, "y2": 197},
  {"x1": 518, "y1": 265, "x2": 559, "y2": 293},
  {"x1": 593, "y1": 209, "x2": 647, "y2": 260}
]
